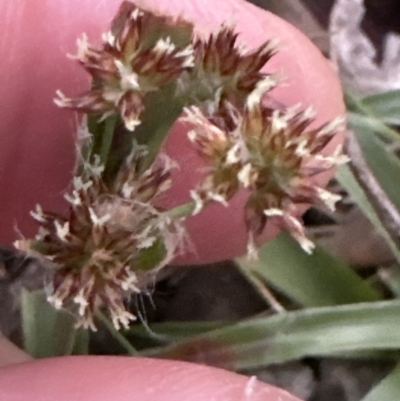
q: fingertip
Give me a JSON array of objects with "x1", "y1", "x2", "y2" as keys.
[{"x1": 0, "y1": 356, "x2": 304, "y2": 401}]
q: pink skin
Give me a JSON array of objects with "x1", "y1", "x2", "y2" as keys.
[
  {"x1": 0, "y1": 356, "x2": 304, "y2": 401},
  {"x1": 0, "y1": 0, "x2": 344, "y2": 398}
]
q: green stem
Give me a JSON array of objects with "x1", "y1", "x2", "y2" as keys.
[
  {"x1": 100, "y1": 115, "x2": 118, "y2": 168},
  {"x1": 165, "y1": 201, "x2": 196, "y2": 219},
  {"x1": 236, "y1": 264, "x2": 285, "y2": 313},
  {"x1": 95, "y1": 310, "x2": 138, "y2": 356},
  {"x1": 345, "y1": 91, "x2": 400, "y2": 143}
]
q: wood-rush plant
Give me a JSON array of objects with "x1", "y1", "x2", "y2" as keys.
[{"x1": 15, "y1": 1, "x2": 347, "y2": 330}]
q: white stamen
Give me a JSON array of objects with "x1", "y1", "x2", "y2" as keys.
[
  {"x1": 264, "y1": 208, "x2": 284, "y2": 217},
  {"x1": 208, "y1": 192, "x2": 229, "y2": 206},
  {"x1": 297, "y1": 236, "x2": 315, "y2": 254},
  {"x1": 30, "y1": 204, "x2": 46, "y2": 223},
  {"x1": 54, "y1": 220, "x2": 70, "y2": 242},
  {"x1": 47, "y1": 294, "x2": 63, "y2": 310},
  {"x1": 130, "y1": 8, "x2": 143, "y2": 20},
  {"x1": 120, "y1": 269, "x2": 139, "y2": 292},
  {"x1": 238, "y1": 163, "x2": 253, "y2": 187},
  {"x1": 64, "y1": 190, "x2": 82, "y2": 206},
  {"x1": 246, "y1": 76, "x2": 278, "y2": 110},
  {"x1": 87, "y1": 155, "x2": 105, "y2": 176},
  {"x1": 187, "y1": 129, "x2": 198, "y2": 142},
  {"x1": 226, "y1": 143, "x2": 241, "y2": 165},
  {"x1": 122, "y1": 183, "x2": 135, "y2": 198},
  {"x1": 35, "y1": 227, "x2": 50, "y2": 241},
  {"x1": 302, "y1": 106, "x2": 316, "y2": 120},
  {"x1": 124, "y1": 116, "x2": 141, "y2": 132},
  {"x1": 317, "y1": 116, "x2": 346, "y2": 136},
  {"x1": 53, "y1": 90, "x2": 71, "y2": 108},
  {"x1": 115, "y1": 60, "x2": 140, "y2": 91},
  {"x1": 175, "y1": 45, "x2": 195, "y2": 67},
  {"x1": 190, "y1": 190, "x2": 204, "y2": 215},
  {"x1": 111, "y1": 309, "x2": 137, "y2": 330},
  {"x1": 89, "y1": 207, "x2": 110, "y2": 226},
  {"x1": 295, "y1": 139, "x2": 310, "y2": 157},
  {"x1": 285, "y1": 215, "x2": 315, "y2": 254},
  {"x1": 137, "y1": 236, "x2": 157, "y2": 249},
  {"x1": 271, "y1": 110, "x2": 288, "y2": 131},
  {"x1": 74, "y1": 290, "x2": 90, "y2": 317},
  {"x1": 102, "y1": 31, "x2": 117, "y2": 48},
  {"x1": 316, "y1": 188, "x2": 342, "y2": 211},
  {"x1": 154, "y1": 37, "x2": 176, "y2": 54}
]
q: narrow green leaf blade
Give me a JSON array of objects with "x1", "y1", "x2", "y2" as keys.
[
  {"x1": 147, "y1": 300, "x2": 400, "y2": 370},
  {"x1": 21, "y1": 290, "x2": 77, "y2": 358},
  {"x1": 362, "y1": 90, "x2": 400, "y2": 125},
  {"x1": 362, "y1": 362, "x2": 400, "y2": 401},
  {"x1": 237, "y1": 233, "x2": 381, "y2": 307},
  {"x1": 354, "y1": 128, "x2": 400, "y2": 211}
]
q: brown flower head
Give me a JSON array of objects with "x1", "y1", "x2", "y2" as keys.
[
  {"x1": 184, "y1": 83, "x2": 347, "y2": 255},
  {"x1": 55, "y1": 1, "x2": 194, "y2": 131},
  {"x1": 179, "y1": 24, "x2": 279, "y2": 109},
  {"x1": 15, "y1": 145, "x2": 185, "y2": 330}
]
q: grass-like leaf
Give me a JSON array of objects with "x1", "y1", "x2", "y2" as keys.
[
  {"x1": 146, "y1": 300, "x2": 400, "y2": 370},
  {"x1": 21, "y1": 290, "x2": 77, "y2": 358},
  {"x1": 362, "y1": 90, "x2": 400, "y2": 126},
  {"x1": 354, "y1": 128, "x2": 400, "y2": 211},
  {"x1": 237, "y1": 233, "x2": 381, "y2": 307},
  {"x1": 361, "y1": 362, "x2": 400, "y2": 401}
]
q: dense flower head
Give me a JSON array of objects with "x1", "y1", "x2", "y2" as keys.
[
  {"x1": 15, "y1": 145, "x2": 185, "y2": 330},
  {"x1": 17, "y1": 0, "x2": 347, "y2": 330},
  {"x1": 184, "y1": 84, "x2": 347, "y2": 255},
  {"x1": 55, "y1": 1, "x2": 280, "y2": 133},
  {"x1": 55, "y1": 1, "x2": 194, "y2": 131},
  {"x1": 180, "y1": 24, "x2": 279, "y2": 108}
]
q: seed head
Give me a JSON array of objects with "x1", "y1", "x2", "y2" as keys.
[
  {"x1": 55, "y1": 1, "x2": 194, "y2": 131},
  {"x1": 179, "y1": 24, "x2": 279, "y2": 110},
  {"x1": 15, "y1": 146, "x2": 185, "y2": 330},
  {"x1": 184, "y1": 85, "x2": 347, "y2": 254}
]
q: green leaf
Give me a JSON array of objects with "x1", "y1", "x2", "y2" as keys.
[
  {"x1": 146, "y1": 300, "x2": 400, "y2": 370},
  {"x1": 345, "y1": 90, "x2": 400, "y2": 142},
  {"x1": 353, "y1": 127, "x2": 400, "y2": 209},
  {"x1": 134, "y1": 83, "x2": 186, "y2": 171},
  {"x1": 21, "y1": 290, "x2": 77, "y2": 358},
  {"x1": 362, "y1": 362, "x2": 400, "y2": 401},
  {"x1": 362, "y1": 90, "x2": 400, "y2": 126},
  {"x1": 336, "y1": 165, "x2": 400, "y2": 264},
  {"x1": 71, "y1": 328, "x2": 89, "y2": 355},
  {"x1": 347, "y1": 112, "x2": 400, "y2": 143},
  {"x1": 237, "y1": 233, "x2": 381, "y2": 308},
  {"x1": 128, "y1": 321, "x2": 227, "y2": 341},
  {"x1": 134, "y1": 237, "x2": 168, "y2": 272}
]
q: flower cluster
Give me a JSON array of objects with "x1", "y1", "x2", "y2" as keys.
[
  {"x1": 184, "y1": 84, "x2": 347, "y2": 255},
  {"x1": 16, "y1": 146, "x2": 185, "y2": 330},
  {"x1": 180, "y1": 24, "x2": 279, "y2": 108},
  {"x1": 18, "y1": 1, "x2": 347, "y2": 331},
  {"x1": 55, "y1": 1, "x2": 280, "y2": 133},
  {"x1": 55, "y1": 1, "x2": 194, "y2": 131}
]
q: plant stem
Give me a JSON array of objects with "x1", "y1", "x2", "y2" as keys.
[
  {"x1": 236, "y1": 264, "x2": 285, "y2": 313},
  {"x1": 345, "y1": 91, "x2": 400, "y2": 142},
  {"x1": 101, "y1": 115, "x2": 118, "y2": 168},
  {"x1": 165, "y1": 201, "x2": 196, "y2": 219},
  {"x1": 95, "y1": 310, "x2": 138, "y2": 356}
]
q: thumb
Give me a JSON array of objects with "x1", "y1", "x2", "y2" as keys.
[{"x1": 0, "y1": 356, "x2": 304, "y2": 401}]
